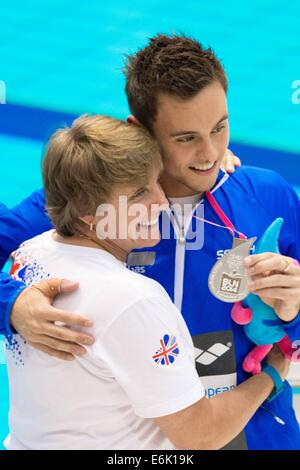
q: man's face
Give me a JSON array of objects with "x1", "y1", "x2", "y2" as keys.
[{"x1": 152, "y1": 81, "x2": 229, "y2": 197}]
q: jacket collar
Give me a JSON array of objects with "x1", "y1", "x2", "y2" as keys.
[{"x1": 210, "y1": 169, "x2": 229, "y2": 196}]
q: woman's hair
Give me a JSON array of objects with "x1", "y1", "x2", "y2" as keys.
[{"x1": 42, "y1": 114, "x2": 162, "y2": 237}]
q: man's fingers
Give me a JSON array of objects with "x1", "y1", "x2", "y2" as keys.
[
  {"x1": 246, "y1": 256, "x2": 298, "y2": 277},
  {"x1": 29, "y1": 342, "x2": 75, "y2": 361},
  {"x1": 43, "y1": 306, "x2": 94, "y2": 328},
  {"x1": 248, "y1": 274, "x2": 299, "y2": 291},
  {"x1": 30, "y1": 334, "x2": 87, "y2": 356},
  {"x1": 244, "y1": 253, "x2": 276, "y2": 267},
  {"x1": 42, "y1": 322, "x2": 95, "y2": 346},
  {"x1": 32, "y1": 278, "x2": 79, "y2": 300},
  {"x1": 245, "y1": 253, "x2": 296, "y2": 271},
  {"x1": 250, "y1": 287, "x2": 299, "y2": 300}
]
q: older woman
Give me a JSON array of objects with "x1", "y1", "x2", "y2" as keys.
[{"x1": 4, "y1": 115, "x2": 287, "y2": 450}]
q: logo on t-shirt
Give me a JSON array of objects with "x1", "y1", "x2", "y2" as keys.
[
  {"x1": 10, "y1": 249, "x2": 50, "y2": 286},
  {"x1": 192, "y1": 330, "x2": 247, "y2": 450},
  {"x1": 8, "y1": 249, "x2": 50, "y2": 367},
  {"x1": 152, "y1": 334, "x2": 179, "y2": 366},
  {"x1": 194, "y1": 342, "x2": 231, "y2": 366}
]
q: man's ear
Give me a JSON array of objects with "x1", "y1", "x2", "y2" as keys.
[{"x1": 126, "y1": 115, "x2": 143, "y2": 127}]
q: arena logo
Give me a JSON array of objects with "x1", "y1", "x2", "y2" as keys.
[
  {"x1": 0, "y1": 80, "x2": 6, "y2": 104},
  {"x1": 291, "y1": 80, "x2": 300, "y2": 105}
]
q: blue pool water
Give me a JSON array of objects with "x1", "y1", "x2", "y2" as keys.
[
  {"x1": 0, "y1": 0, "x2": 299, "y2": 450},
  {"x1": 1, "y1": 1, "x2": 300, "y2": 154}
]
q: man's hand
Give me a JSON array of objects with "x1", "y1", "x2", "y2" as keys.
[
  {"x1": 245, "y1": 253, "x2": 300, "y2": 322},
  {"x1": 266, "y1": 344, "x2": 290, "y2": 381},
  {"x1": 10, "y1": 278, "x2": 95, "y2": 361},
  {"x1": 221, "y1": 149, "x2": 241, "y2": 174}
]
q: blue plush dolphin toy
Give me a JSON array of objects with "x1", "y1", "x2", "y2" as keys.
[{"x1": 231, "y1": 218, "x2": 300, "y2": 374}]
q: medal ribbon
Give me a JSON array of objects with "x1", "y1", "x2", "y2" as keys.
[{"x1": 192, "y1": 191, "x2": 247, "y2": 240}]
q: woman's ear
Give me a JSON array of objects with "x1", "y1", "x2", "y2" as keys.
[
  {"x1": 79, "y1": 215, "x2": 95, "y2": 226},
  {"x1": 126, "y1": 115, "x2": 143, "y2": 127}
]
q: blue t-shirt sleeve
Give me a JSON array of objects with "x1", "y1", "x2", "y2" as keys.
[
  {"x1": 246, "y1": 168, "x2": 300, "y2": 261},
  {"x1": 0, "y1": 189, "x2": 50, "y2": 268},
  {"x1": 0, "y1": 189, "x2": 52, "y2": 338},
  {"x1": 0, "y1": 271, "x2": 26, "y2": 339},
  {"x1": 271, "y1": 174, "x2": 300, "y2": 338},
  {"x1": 236, "y1": 168, "x2": 300, "y2": 339},
  {"x1": 275, "y1": 176, "x2": 300, "y2": 262}
]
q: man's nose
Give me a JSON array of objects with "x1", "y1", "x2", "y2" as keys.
[{"x1": 195, "y1": 139, "x2": 217, "y2": 161}]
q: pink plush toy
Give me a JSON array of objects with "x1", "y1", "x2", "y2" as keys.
[{"x1": 231, "y1": 218, "x2": 300, "y2": 375}]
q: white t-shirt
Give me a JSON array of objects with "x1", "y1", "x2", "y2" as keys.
[{"x1": 4, "y1": 230, "x2": 205, "y2": 450}]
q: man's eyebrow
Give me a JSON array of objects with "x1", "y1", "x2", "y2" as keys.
[
  {"x1": 214, "y1": 114, "x2": 229, "y2": 127},
  {"x1": 170, "y1": 114, "x2": 229, "y2": 137}
]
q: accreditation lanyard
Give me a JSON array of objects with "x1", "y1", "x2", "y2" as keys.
[{"x1": 191, "y1": 191, "x2": 248, "y2": 240}]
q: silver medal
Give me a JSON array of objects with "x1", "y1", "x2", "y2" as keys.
[{"x1": 208, "y1": 237, "x2": 256, "y2": 303}]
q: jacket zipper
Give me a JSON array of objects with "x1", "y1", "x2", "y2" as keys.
[
  {"x1": 260, "y1": 405, "x2": 285, "y2": 425},
  {"x1": 172, "y1": 171, "x2": 229, "y2": 311},
  {"x1": 174, "y1": 228, "x2": 186, "y2": 310}
]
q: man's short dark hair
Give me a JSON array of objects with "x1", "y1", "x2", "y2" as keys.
[{"x1": 124, "y1": 33, "x2": 228, "y2": 132}]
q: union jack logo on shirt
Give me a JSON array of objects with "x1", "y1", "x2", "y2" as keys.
[
  {"x1": 10, "y1": 250, "x2": 50, "y2": 286},
  {"x1": 152, "y1": 334, "x2": 179, "y2": 366}
]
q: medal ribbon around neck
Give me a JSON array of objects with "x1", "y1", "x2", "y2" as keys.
[
  {"x1": 191, "y1": 191, "x2": 247, "y2": 240},
  {"x1": 192, "y1": 191, "x2": 256, "y2": 303}
]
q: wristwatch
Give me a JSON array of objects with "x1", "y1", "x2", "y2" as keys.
[{"x1": 262, "y1": 364, "x2": 285, "y2": 402}]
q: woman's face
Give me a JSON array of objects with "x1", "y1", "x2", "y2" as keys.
[{"x1": 94, "y1": 164, "x2": 169, "y2": 253}]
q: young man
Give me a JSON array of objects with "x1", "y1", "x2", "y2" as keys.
[{"x1": 1, "y1": 34, "x2": 300, "y2": 449}]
